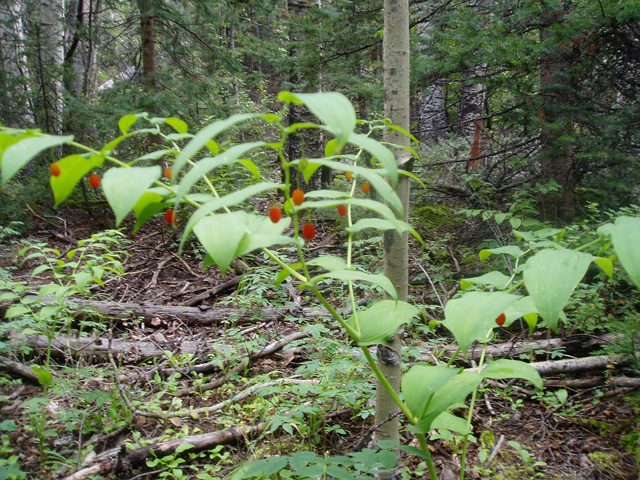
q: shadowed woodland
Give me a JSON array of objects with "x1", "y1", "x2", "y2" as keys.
[{"x1": 0, "y1": 1, "x2": 639, "y2": 479}]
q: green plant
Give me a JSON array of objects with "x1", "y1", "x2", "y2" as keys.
[{"x1": 1, "y1": 92, "x2": 639, "y2": 480}]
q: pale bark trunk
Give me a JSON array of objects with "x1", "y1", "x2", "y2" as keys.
[
  {"x1": 0, "y1": 0, "x2": 34, "y2": 126},
  {"x1": 38, "y1": 0, "x2": 65, "y2": 133},
  {"x1": 376, "y1": 0, "x2": 410, "y2": 454}
]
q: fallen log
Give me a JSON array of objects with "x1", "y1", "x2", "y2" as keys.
[
  {"x1": 0, "y1": 355, "x2": 40, "y2": 383},
  {"x1": 0, "y1": 294, "x2": 331, "y2": 326},
  {"x1": 15, "y1": 334, "x2": 166, "y2": 363},
  {"x1": 124, "y1": 422, "x2": 267, "y2": 468}
]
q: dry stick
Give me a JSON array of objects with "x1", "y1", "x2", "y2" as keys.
[
  {"x1": 183, "y1": 275, "x2": 242, "y2": 306},
  {"x1": 483, "y1": 434, "x2": 505, "y2": 469},
  {"x1": 0, "y1": 355, "x2": 40, "y2": 383},
  {"x1": 148, "y1": 255, "x2": 172, "y2": 289},
  {"x1": 168, "y1": 378, "x2": 319, "y2": 421},
  {"x1": 124, "y1": 422, "x2": 268, "y2": 468}
]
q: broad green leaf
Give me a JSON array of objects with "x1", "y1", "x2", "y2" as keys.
[
  {"x1": 299, "y1": 198, "x2": 402, "y2": 232},
  {"x1": 347, "y1": 218, "x2": 423, "y2": 247},
  {"x1": 193, "y1": 212, "x2": 293, "y2": 276},
  {"x1": 175, "y1": 142, "x2": 265, "y2": 204},
  {"x1": 611, "y1": 216, "x2": 640, "y2": 289},
  {"x1": 325, "y1": 138, "x2": 338, "y2": 157},
  {"x1": 479, "y1": 246, "x2": 525, "y2": 262},
  {"x1": 306, "y1": 255, "x2": 348, "y2": 272},
  {"x1": 402, "y1": 365, "x2": 459, "y2": 422},
  {"x1": 431, "y1": 411, "x2": 471, "y2": 435},
  {"x1": 179, "y1": 182, "x2": 283, "y2": 253},
  {"x1": 238, "y1": 159, "x2": 261, "y2": 180},
  {"x1": 132, "y1": 190, "x2": 170, "y2": 233},
  {"x1": 413, "y1": 371, "x2": 482, "y2": 434},
  {"x1": 348, "y1": 132, "x2": 397, "y2": 186},
  {"x1": 138, "y1": 149, "x2": 175, "y2": 161},
  {"x1": 289, "y1": 451, "x2": 320, "y2": 470},
  {"x1": 1, "y1": 134, "x2": 73, "y2": 185},
  {"x1": 503, "y1": 296, "x2": 539, "y2": 331},
  {"x1": 4, "y1": 306, "x2": 30, "y2": 319},
  {"x1": 481, "y1": 359, "x2": 543, "y2": 389},
  {"x1": 593, "y1": 257, "x2": 614, "y2": 279},
  {"x1": 523, "y1": 249, "x2": 594, "y2": 331},
  {"x1": 50, "y1": 154, "x2": 104, "y2": 206},
  {"x1": 118, "y1": 114, "x2": 142, "y2": 134},
  {"x1": 301, "y1": 160, "x2": 323, "y2": 183},
  {"x1": 279, "y1": 92, "x2": 356, "y2": 149},
  {"x1": 347, "y1": 300, "x2": 418, "y2": 346},
  {"x1": 173, "y1": 113, "x2": 260, "y2": 177},
  {"x1": 165, "y1": 117, "x2": 188, "y2": 134},
  {"x1": 102, "y1": 166, "x2": 162, "y2": 225},
  {"x1": 460, "y1": 271, "x2": 511, "y2": 291},
  {"x1": 194, "y1": 212, "x2": 247, "y2": 276},
  {"x1": 31, "y1": 365, "x2": 54, "y2": 388},
  {"x1": 235, "y1": 214, "x2": 296, "y2": 257},
  {"x1": 275, "y1": 262, "x2": 304, "y2": 286},
  {"x1": 295, "y1": 158, "x2": 402, "y2": 215},
  {"x1": 443, "y1": 292, "x2": 520, "y2": 354},
  {"x1": 305, "y1": 270, "x2": 397, "y2": 300}
]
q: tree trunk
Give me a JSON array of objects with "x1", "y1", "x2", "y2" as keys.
[
  {"x1": 539, "y1": 8, "x2": 576, "y2": 226},
  {"x1": 0, "y1": 0, "x2": 34, "y2": 127},
  {"x1": 37, "y1": 0, "x2": 65, "y2": 133},
  {"x1": 286, "y1": 0, "x2": 324, "y2": 190},
  {"x1": 376, "y1": 0, "x2": 410, "y2": 455},
  {"x1": 457, "y1": 63, "x2": 488, "y2": 138},
  {"x1": 416, "y1": 16, "x2": 447, "y2": 145}
]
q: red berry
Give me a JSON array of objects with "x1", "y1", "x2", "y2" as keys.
[
  {"x1": 362, "y1": 182, "x2": 370, "y2": 193},
  {"x1": 495, "y1": 313, "x2": 506, "y2": 326},
  {"x1": 337, "y1": 204, "x2": 347, "y2": 216},
  {"x1": 88, "y1": 174, "x2": 100, "y2": 188},
  {"x1": 292, "y1": 189, "x2": 305, "y2": 206},
  {"x1": 269, "y1": 207, "x2": 282, "y2": 223},
  {"x1": 49, "y1": 163, "x2": 61, "y2": 177},
  {"x1": 165, "y1": 209, "x2": 177, "y2": 225},
  {"x1": 345, "y1": 171, "x2": 352, "y2": 181},
  {"x1": 302, "y1": 223, "x2": 315, "y2": 240},
  {"x1": 165, "y1": 167, "x2": 173, "y2": 180}
]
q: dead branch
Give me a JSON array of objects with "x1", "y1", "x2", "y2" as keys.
[
  {"x1": 0, "y1": 293, "x2": 331, "y2": 326},
  {"x1": 123, "y1": 423, "x2": 267, "y2": 468},
  {"x1": 0, "y1": 355, "x2": 40, "y2": 383}
]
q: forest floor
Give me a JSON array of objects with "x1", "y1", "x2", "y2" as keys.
[{"x1": 0, "y1": 204, "x2": 638, "y2": 480}]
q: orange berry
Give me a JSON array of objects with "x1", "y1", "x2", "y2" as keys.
[
  {"x1": 362, "y1": 182, "x2": 370, "y2": 193},
  {"x1": 269, "y1": 207, "x2": 282, "y2": 223},
  {"x1": 165, "y1": 209, "x2": 177, "y2": 225},
  {"x1": 165, "y1": 167, "x2": 173, "y2": 180},
  {"x1": 495, "y1": 313, "x2": 506, "y2": 326},
  {"x1": 88, "y1": 174, "x2": 100, "y2": 188},
  {"x1": 292, "y1": 189, "x2": 305, "y2": 206},
  {"x1": 302, "y1": 223, "x2": 316, "y2": 240},
  {"x1": 337, "y1": 204, "x2": 347, "y2": 216},
  {"x1": 345, "y1": 171, "x2": 352, "y2": 181},
  {"x1": 49, "y1": 163, "x2": 61, "y2": 177}
]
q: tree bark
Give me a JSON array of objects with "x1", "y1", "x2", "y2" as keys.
[
  {"x1": 376, "y1": 0, "x2": 411, "y2": 454},
  {"x1": 539, "y1": 8, "x2": 577, "y2": 225},
  {"x1": 0, "y1": 0, "x2": 34, "y2": 127},
  {"x1": 0, "y1": 294, "x2": 333, "y2": 326},
  {"x1": 457, "y1": 63, "x2": 488, "y2": 137}
]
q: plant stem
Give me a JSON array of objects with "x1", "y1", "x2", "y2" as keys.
[
  {"x1": 361, "y1": 347, "x2": 415, "y2": 422},
  {"x1": 418, "y1": 433, "x2": 439, "y2": 480},
  {"x1": 459, "y1": 343, "x2": 487, "y2": 479}
]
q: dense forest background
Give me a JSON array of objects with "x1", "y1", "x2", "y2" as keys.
[
  {"x1": 2, "y1": 0, "x2": 639, "y2": 224},
  {"x1": 1, "y1": 1, "x2": 640, "y2": 480}
]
